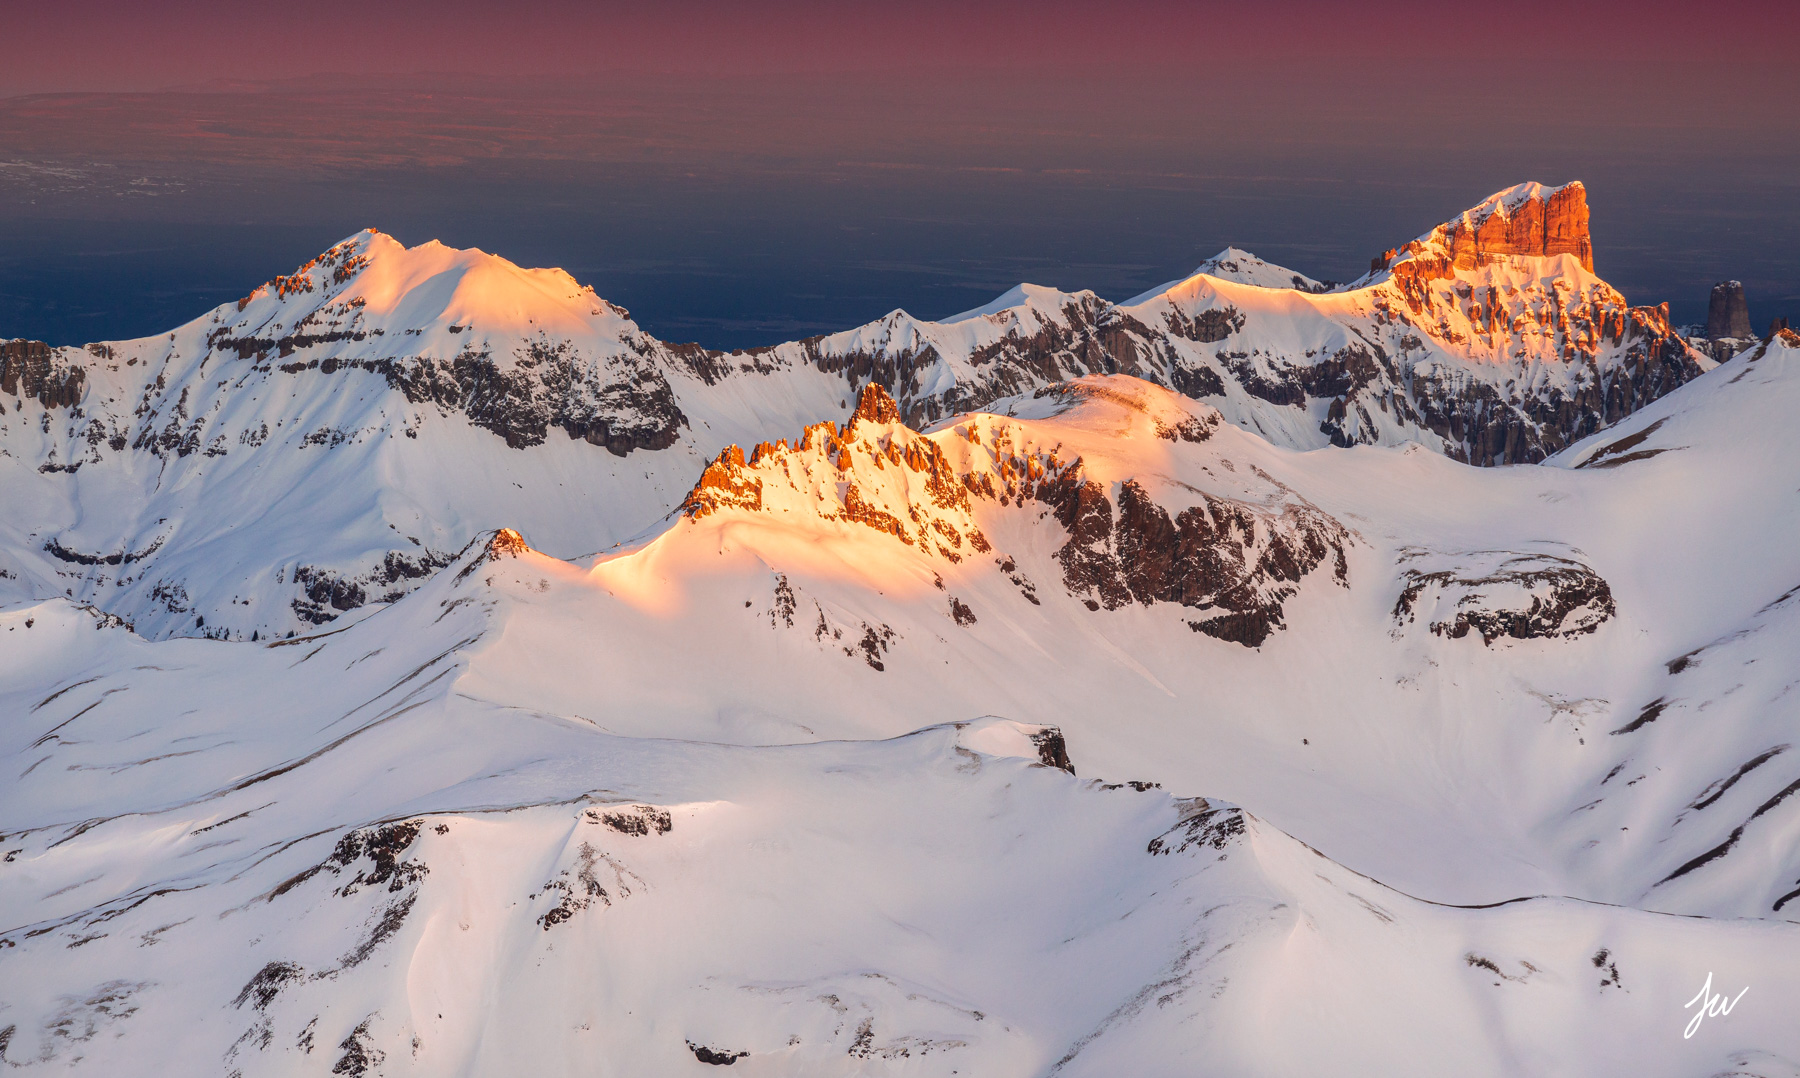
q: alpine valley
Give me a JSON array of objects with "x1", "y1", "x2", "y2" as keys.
[{"x1": 3, "y1": 182, "x2": 1798, "y2": 1077}]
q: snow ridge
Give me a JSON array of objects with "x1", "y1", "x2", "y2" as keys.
[{"x1": 0, "y1": 182, "x2": 1713, "y2": 648}]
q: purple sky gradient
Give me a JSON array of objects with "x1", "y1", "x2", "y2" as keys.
[
  {"x1": 0, "y1": 1, "x2": 1795, "y2": 348},
  {"x1": 3, "y1": 0, "x2": 1792, "y2": 92}
]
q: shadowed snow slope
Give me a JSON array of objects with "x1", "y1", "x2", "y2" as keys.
[{"x1": 5, "y1": 327, "x2": 1800, "y2": 1074}]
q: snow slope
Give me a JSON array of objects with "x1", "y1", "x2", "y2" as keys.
[
  {"x1": 4, "y1": 520, "x2": 1798, "y2": 1076},
  {"x1": 5, "y1": 330, "x2": 1800, "y2": 1074}
]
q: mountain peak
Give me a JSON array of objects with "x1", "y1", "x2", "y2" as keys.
[
  {"x1": 1377, "y1": 180, "x2": 1592, "y2": 278},
  {"x1": 939, "y1": 282, "x2": 1097, "y2": 324},
  {"x1": 1467, "y1": 180, "x2": 1583, "y2": 219},
  {"x1": 849, "y1": 381, "x2": 903, "y2": 425},
  {"x1": 1188, "y1": 248, "x2": 1329, "y2": 293},
  {"x1": 224, "y1": 228, "x2": 629, "y2": 344}
]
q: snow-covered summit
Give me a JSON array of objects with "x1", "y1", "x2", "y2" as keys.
[
  {"x1": 1184, "y1": 247, "x2": 1330, "y2": 293},
  {"x1": 228, "y1": 228, "x2": 637, "y2": 346},
  {"x1": 940, "y1": 282, "x2": 1093, "y2": 323},
  {"x1": 1118, "y1": 247, "x2": 1330, "y2": 307},
  {"x1": 1466, "y1": 179, "x2": 1582, "y2": 220}
]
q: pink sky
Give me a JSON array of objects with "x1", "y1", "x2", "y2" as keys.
[{"x1": 3, "y1": 0, "x2": 1791, "y2": 94}]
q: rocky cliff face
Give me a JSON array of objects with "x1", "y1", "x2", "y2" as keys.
[
  {"x1": 0, "y1": 338, "x2": 86, "y2": 409},
  {"x1": 1707, "y1": 280, "x2": 1753, "y2": 341},
  {"x1": 1691, "y1": 281, "x2": 1760, "y2": 364},
  {"x1": 1376, "y1": 181, "x2": 1594, "y2": 281}
]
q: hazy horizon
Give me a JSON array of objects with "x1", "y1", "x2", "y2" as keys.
[{"x1": 3, "y1": 2, "x2": 1796, "y2": 349}]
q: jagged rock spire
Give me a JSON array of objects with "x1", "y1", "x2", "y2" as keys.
[{"x1": 850, "y1": 382, "x2": 903, "y2": 425}]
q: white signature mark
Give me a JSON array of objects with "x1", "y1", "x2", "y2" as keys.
[{"x1": 1684, "y1": 972, "x2": 1748, "y2": 1039}]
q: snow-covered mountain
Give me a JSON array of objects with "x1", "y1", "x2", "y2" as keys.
[
  {"x1": 3, "y1": 184, "x2": 1795, "y2": 1076},
  {"x1": 6, "y1": 326, "x2": 1800, "y2": 1074},
  {"x1": 0, "y1": 182, "x2": 1713, "y2": 643},
  {"x1": 0, "y1": 233, "x2": 821, "y2": 640}
]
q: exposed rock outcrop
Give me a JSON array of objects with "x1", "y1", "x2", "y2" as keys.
[
  {"x1": 1, "y1": 339, "x2": 85, "y2": 409},
  {"x1": 375, "y1": 342, "x2": 687, "y2": 454},
  {"x1": 488, "y1": 527, "x2": 530, "y2": 559},
  {"x1": 290, "y1": 548, "x2": 457, "y2": 624},
  {"x1": 1688, "y1": 282, "x2": 1759, "y2": 363},
  {"x1": 1707, "y1": 281, "x2": 1752, "y2": 341},
  {"x1": 1029, "y1": 727, "x2": 1075, "y2": 774},
  {"x1": 1041, "y1": 469, "x2": 1348, "y2": 646},
  {"x1": 1392, "y1": 549, "x2": 1616, "y2": 645}
]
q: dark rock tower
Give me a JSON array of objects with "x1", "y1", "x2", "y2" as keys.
[{"x1": 1707, "y1": 281, "x2": 1752, "y2": 340}]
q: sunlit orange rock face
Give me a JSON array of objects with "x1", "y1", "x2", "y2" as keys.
[
  {"x1": 1537, "y1": 184, "x2": 1594, "y2": 268},
  {"x1": 1382, "y1": 182, "x2": 1594, "y2": 284},
  {"x1": 1447, "y1": 183, "x2": 1593, "y2": 271}
]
